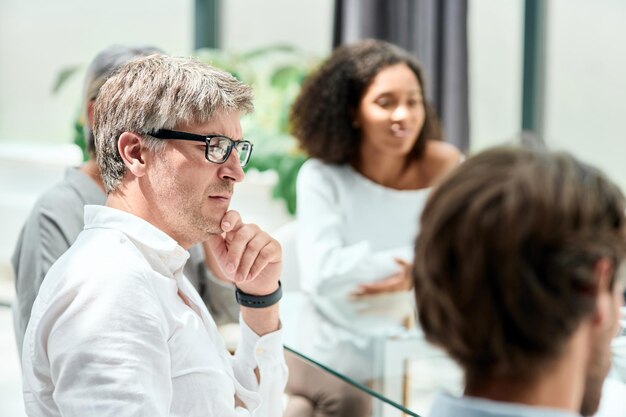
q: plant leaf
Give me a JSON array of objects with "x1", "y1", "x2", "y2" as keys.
[
  {"x1": 270, "y1": 65, "x2": 306, "y2": 88},
  {"x1": 52, "y1": 64, "x2": 82, "y2": 94}
]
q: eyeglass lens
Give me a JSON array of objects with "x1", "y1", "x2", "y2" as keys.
[{"x1": 207, "y1": 137, "x2": 251, "y2": 166}]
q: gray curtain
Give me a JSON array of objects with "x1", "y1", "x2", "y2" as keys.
[{"x1": 334, "y1": 0, "x2": 469, "y2": 151}]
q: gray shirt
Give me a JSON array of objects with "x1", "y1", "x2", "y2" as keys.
[
  {"x1": 12, "y1": 167, "x2": 239, "y2": 357},
  {"x1": 429, "y1": 393, "x2": 581, "y2": 417}
]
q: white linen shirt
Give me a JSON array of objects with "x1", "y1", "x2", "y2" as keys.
[{"x1": 22, "y1": 205, "x2": 287, "y2": 417}]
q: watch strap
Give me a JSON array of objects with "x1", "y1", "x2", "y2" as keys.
[{"x1": 235, "y1": 281, "x2": 282, "y2": 308}]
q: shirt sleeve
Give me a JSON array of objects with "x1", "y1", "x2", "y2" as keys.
[
  {"x1": 296, "y1": 160, "x2": 412, "y2": 296},
  {"x1": 24, "y1": 267, "x2": 173, "y2": 417},
  {"x1": 230, "y1": 316, "x2": 288, "y2": 417}
]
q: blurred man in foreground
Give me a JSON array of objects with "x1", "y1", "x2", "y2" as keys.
[{"x1": 414, "y1": 146, "x2": 625, "y2": 417}]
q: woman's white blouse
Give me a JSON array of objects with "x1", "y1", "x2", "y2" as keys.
[
  {"x1": 22, "y1": 205, "x2": 287, "y2": 417},
  {"x1": 296, "y1": 158, "x2": 430, "y2": 297}
]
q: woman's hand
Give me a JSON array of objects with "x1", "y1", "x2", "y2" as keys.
[{"x1": 351, "y1": 258, "x2": 413, "y2": 297}]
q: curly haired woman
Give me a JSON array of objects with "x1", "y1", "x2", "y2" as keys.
[
  {"x1": 284, "y1": 39, "x2": 463, "y2": 417},
  {"x1": 294, "y1": 38, "x2": 461, "y2": 302}
]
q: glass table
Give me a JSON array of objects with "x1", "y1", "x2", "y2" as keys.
[
  {"x1": 281, "y1": 293, "x2": 626, "y2": 417},
  {"x1": 280, "y1": 291, "x2": 463, "y2": 417}
]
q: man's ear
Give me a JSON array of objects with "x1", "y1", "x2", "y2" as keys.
[
  {"x1": 592, "y1": 257, "x2": 614, "y2": 326},
  {"x1": 118, "y1": 132, "x2": 147, "y2": 178}
]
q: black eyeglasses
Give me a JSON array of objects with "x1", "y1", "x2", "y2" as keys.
[{"x1": 149, "y1": 129, "x2": 253, "y2": 167}]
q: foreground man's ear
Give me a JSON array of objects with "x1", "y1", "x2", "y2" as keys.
[
  {"x1": 591, "y1": 257, "x2": 616, "y2": 328},
  {"x1": 118, "y1": 132, "x2": 147, "y2": 178}
]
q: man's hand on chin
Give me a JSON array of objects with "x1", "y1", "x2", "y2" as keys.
[{"x1": 206, "y1": 210, "x2": 282, "y2": 297}]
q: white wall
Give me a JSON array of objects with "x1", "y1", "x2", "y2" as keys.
[
  {"x1": 220, "y1": 0, "x2": 333, "y2": 55},
  {"x1": 467, "y1": 0, "x2": 626, "y2": 191},
  {"x1": 0, "y1": 0, "x2": 335, "y2": 146},
  {"x1": 544, "y1": 0, "x2": 626, "y2": 190},
  {"x1": 0, "y1": 0, "x2": 193, "y2": 144},
  {"x1": 468, "y1": 0, "x2": 524, "y2": 153}
]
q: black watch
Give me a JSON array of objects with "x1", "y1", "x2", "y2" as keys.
[{"x1": 235, "y1": 281, "x2": 282, "y2": 308}]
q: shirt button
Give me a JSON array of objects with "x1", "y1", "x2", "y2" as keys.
[{"x1": 256, "y1": 347, "x2": 265, "y2": 355}]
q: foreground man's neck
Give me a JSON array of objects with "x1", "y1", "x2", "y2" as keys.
[{"x1": 464, "y1": 327, "x2": 591, "y2": 414}]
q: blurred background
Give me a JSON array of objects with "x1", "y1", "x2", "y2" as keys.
[{"x1": 1, "y1": 1, "x2": 625, "y2": 415}]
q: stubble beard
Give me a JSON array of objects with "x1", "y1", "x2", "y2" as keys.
[
  {"x1": 183, "y1": 180, "x2": 234, "y2": 241},
  {"x1": 151, "y1": 153, "x2": 234, "y2": 245},
  {"x1": 579, "y1": 330, "x2": 613, "y2": 416}
]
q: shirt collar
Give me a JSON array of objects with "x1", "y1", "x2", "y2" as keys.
[
  {"x1": 429, "y1": 392, "x2": 581, "y2": 417},
  {"x1": 83, "y1": 205, "x2": 189, "y2": 276}
]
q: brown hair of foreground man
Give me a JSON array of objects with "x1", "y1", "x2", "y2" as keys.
[{"x1": 414, "y1": 146, "x2": 626, "y2": 416}]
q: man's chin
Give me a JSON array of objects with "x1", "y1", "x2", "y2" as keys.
[
  {"x1": 207, "y1": 213, "x2": 229, "y2": 233},
  {"x1": 202, "y1": 206, "x2": 228, "y2": 227},
  {"x1": 202, "y1": 219, "x2": 225, "y2": 236},
  {"x1": 185, "y1": 218, "x2": 224, "y2": 243}
]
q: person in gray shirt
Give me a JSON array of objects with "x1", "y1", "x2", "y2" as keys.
[
  {"x1": 413, "y1": 147, "x2": 626, "y2": 417},
  {"x1": 12, "y1": 45, "x2": 239, "y2": 357}
]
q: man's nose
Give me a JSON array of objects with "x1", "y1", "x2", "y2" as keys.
[{"x1": 218, "y1": 150, "x2": 245, "y2": 183}]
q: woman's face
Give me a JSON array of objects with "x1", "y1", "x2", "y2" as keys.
[{"x1": 355, "y1": 63, "x2": 425, "y2": 159}]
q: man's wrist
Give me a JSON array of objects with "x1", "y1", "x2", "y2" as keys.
[{"x1": 235, "y1": 281, "x2": 282, "y2": 308}]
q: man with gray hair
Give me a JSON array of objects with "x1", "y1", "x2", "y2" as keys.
[
  {"x1": 12, "y1": 45, "x2": 240, "y2": 360},
  {"x1": 22, "y1": 54, "x2": 287, "y2": 416},
  {"x1": 12, "y1": 45, "x2": 160, "y2": 355}
]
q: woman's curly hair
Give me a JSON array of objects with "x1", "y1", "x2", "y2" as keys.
[{"x1": 290, "y1": 39, "x2": 441, "y2": 164}]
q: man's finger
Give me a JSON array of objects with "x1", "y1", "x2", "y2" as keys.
[
  {"x1": 247, "y1": 241, "x2": 281, "y2": 281},
  {"x1": 207, "y1": 210, "x2": 243, "y2": 259},
  {"x1": 224, "y1": 224, "x2": 259, "y2": 279},
  {"x1": 221, "y1": 210, "x2": 242, "y2": 233},
  {"x1": 235, "y1": 233, "x2": 272, "y2": 281}
]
